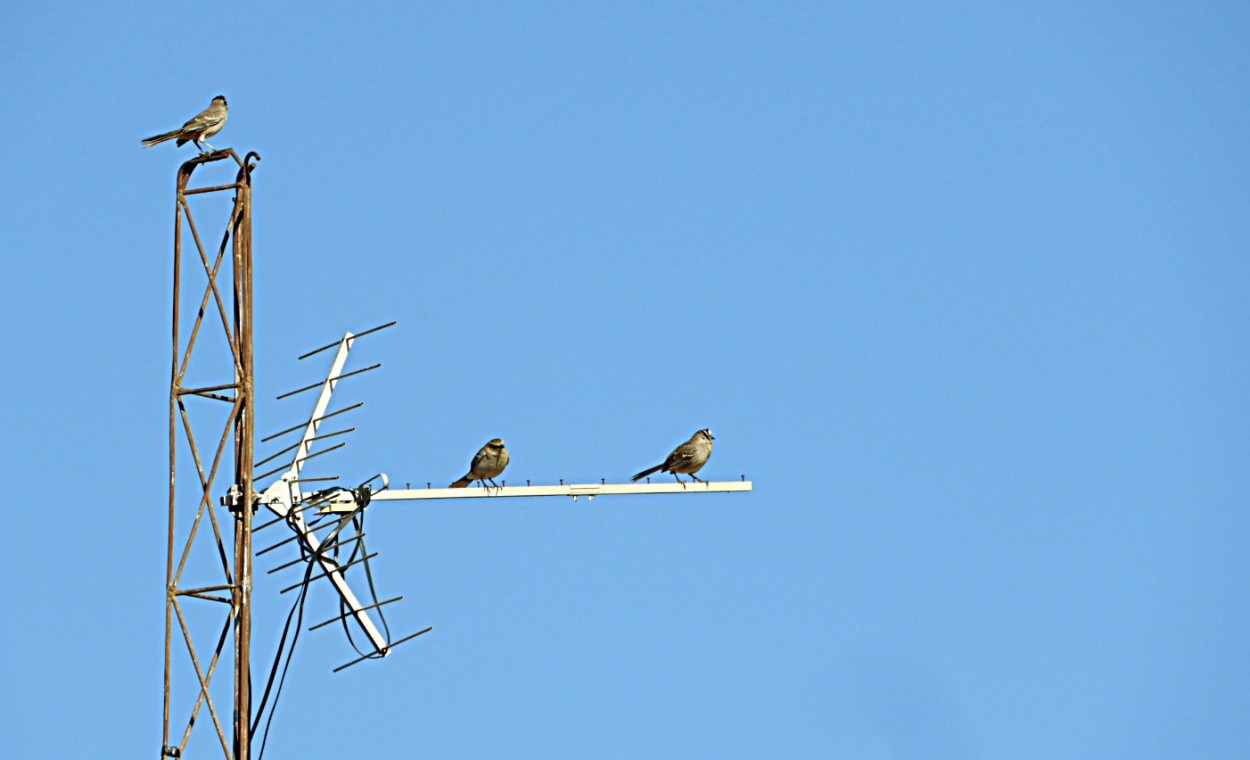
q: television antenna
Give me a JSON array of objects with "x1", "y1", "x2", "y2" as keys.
[{"x1": 160, "y1": 151, "x2": 752, "y2": 760}]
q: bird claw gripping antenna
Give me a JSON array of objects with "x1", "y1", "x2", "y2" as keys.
[{"x1": 252, "y1": 321, "x2": 431, "y2": 672}]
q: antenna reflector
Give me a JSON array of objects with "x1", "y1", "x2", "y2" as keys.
[
  {"x1": 298, "y1": 320, "x2": 397, "y2": 361},
  {"x1": 261, "y1": 402, "x2": 363, "y2": 443},
  {"x1": 308, "y1": 596, "x2": 404, "y2": 632},
  {"x1": 255, "y1": 441, "x2": 347, "y2": 481},
  {"x1": 280, "y1": 553, "x2": 379, "y2": 594},
  {"x1": 276, "y1": 363, "x2": 381, "y2": 400},
  {"x1": 333, "y1": 626, "x2": 434, "y2": 673}
]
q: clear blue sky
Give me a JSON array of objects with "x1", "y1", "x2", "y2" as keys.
[{"x1": 2, "y1": 2, "x2": 1248, "y2": 757}]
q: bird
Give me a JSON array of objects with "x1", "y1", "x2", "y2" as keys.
[
  {"x1": 631, "y1": 429, "x2": 715, "y2": 486},
  {"x1": 141, "y1": 95, "x2": 229, "y2": 153},
  {"x1": 449, "y1": 438, "x2": 510, "y2": 490}
]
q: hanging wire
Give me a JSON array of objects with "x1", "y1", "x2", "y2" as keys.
[
  {"x1": 251, "y1": 496, "x2": 368, "y2": 758},
  {"x1": 250, "y1": 538, "x2": 315, "y2": 759},
  {"x1": 336, "y1": 506, "x2": 393, "y2": 659}
]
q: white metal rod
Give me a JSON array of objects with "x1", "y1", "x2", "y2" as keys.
[
  {"x1": 256, "y1": 332, "x2": 390, "y2": 656},
  {"x1": 291, "y1": 333, "x2": 354, "y2": 482},
  {"x1": 268, "y1": 502, "x2": 390, "y2": 650},
  {"x1": 317, "y1": 480, "x2": 753, "y2": 511}
]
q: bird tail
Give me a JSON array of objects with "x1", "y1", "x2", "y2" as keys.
[
  {"x1": 631, "y1": 464, "x2": 663, "y2": 482},
  {"x1": 449, "y1": 476, "x2": 472, "y2": 488},
  {"x1": 141, "y1": 130, "x2": 179, "y2": 148}
]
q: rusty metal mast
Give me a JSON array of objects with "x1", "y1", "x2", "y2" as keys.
[
  {"x1": 157, "y1": 147, "x2": 754, "y2": 760},
  {"x1": 164, "y1": 149, "x2": 261, "y2": 760}
]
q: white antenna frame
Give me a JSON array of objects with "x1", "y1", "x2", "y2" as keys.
[
  {"x1": 317, "y1": 480, "x2": 753, "y2": 511},
  {"x1": 256, "y1": 325, "x2": 753, "y2": 668},
  {"x1": 256, "y1": 330, "x2": 391, "y2": 655}
]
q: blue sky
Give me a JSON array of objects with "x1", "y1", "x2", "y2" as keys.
[{"x1": 2, "y1": 2, "x2": 1248, "y2": 757}]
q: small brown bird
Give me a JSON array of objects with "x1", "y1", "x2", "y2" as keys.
[
  {"x1": 141, "y1": 95, "x2": 229, "y2": 153},
  {"x1": 449, "y1": 438, "x2": 510, "y2": 490},
  {"x1": 631, "y1": 429, "x2": 715, "y2": 486}
]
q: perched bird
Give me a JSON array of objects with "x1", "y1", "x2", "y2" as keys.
[
  {"x1": 141, "y1": 95, "x2": 229, "y2": 153},
  {"x1": 631, "y1": 429, "x2": 715, "y2": 486},
  {"x1": 449, "y1": 438, "x2": 510, "y2": 490}
]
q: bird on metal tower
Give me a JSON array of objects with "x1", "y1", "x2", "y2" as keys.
[
  {"x1": 141, "y1": 95, "x2": 229, "y2": 153},
  {"x1": 631, "y1": 429, "x2": 715, "y2": 486},
  {"x1": 449, "y1": 439, "x2": 510, "y2": 490}
]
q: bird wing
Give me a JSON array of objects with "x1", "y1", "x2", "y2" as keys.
[
  {"x1": 181, "y1": 107, "x2": 224, "y2": 133},
  {"x1": 666, "y1": 443, "x2": 697, "y2": 467}
]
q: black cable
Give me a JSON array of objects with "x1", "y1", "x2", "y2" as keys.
[
  {"x1": 252, "y1": 507, "x2": 358, "y2": 758},
  {"x1": 338, "y1": 510, "x2": 392, "y2": 658},
  {"x1": 339, "y1": 513, "x2": 371, "y2": 657},
  {"x1": 358, "y1": 513, "x2": 393, "y2": 643},
  {"x1": 251, "y1": 490, "x2": 389, "y2": 757},
  {"x1": 251, "y1": 535, "x2": 317, "y2": 759}
]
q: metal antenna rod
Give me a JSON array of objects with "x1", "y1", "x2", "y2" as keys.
[
  {"x1": 299, "y1": 321, "x2": 396, "y2": 360},
  {"x1": 253, "y1": 330, "x2": 394, "y2": 655}
]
